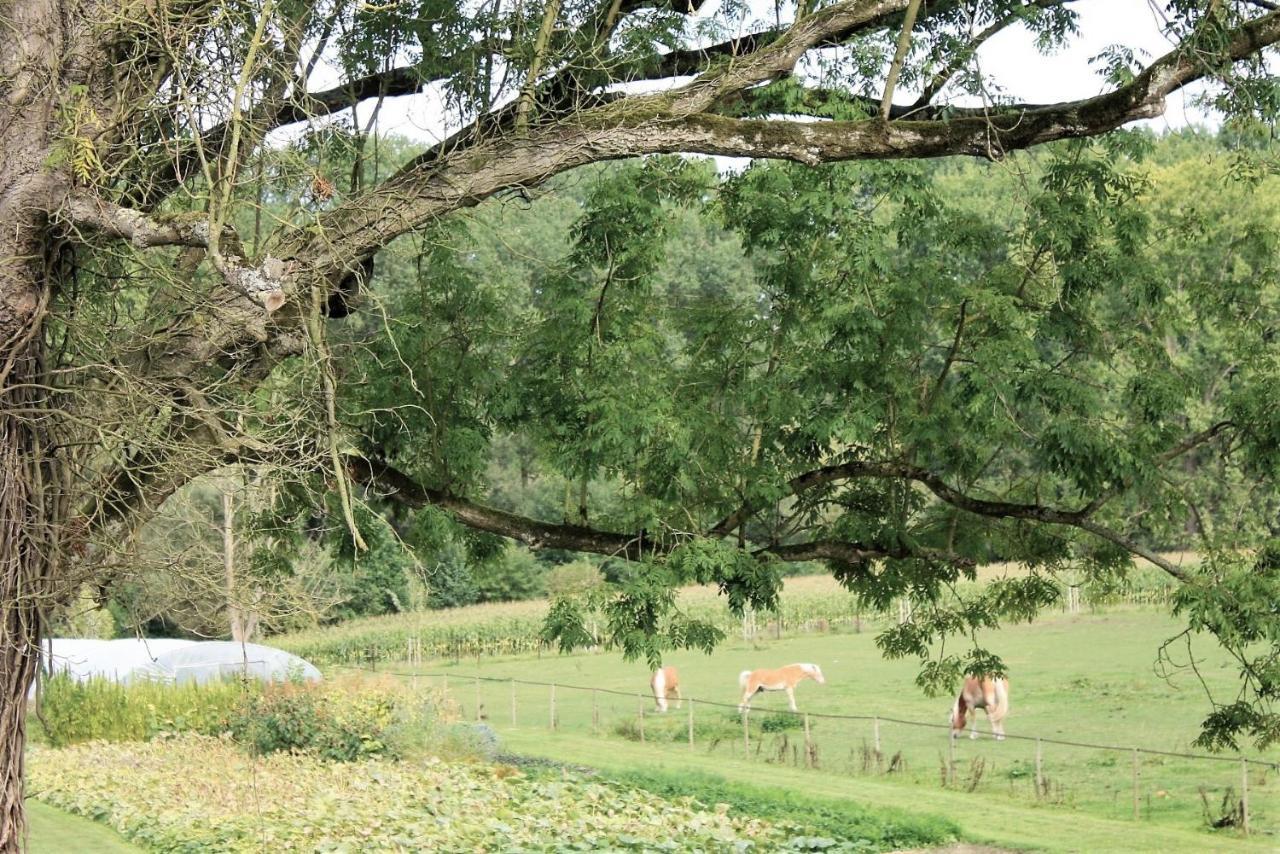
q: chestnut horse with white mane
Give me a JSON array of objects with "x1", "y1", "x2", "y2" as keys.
[
  {"x1": 738, "y1": 663, "x2": 825, "y2": 712},
  {"x1": 950, "y1": 675, "x2": 1010, "y2": 740},
  {"x1": 650, "y1": 666, "x2": 682, "y2": 713}
]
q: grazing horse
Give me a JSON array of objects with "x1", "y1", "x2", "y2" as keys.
[
  {"x1": 738, "y1": 663, "x2": 825, "y2": 712},
  {"x1": 950, "y1": 675, "x2": 1010, "y2": 740},
  {"x1": 650, "y1": 666, "x2": 682, "y2": 713}
]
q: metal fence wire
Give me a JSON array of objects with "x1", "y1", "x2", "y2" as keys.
[{"x1": 334, "y1": 663, "x2": 1277, "y2": 836}]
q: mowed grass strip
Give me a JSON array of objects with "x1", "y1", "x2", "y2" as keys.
[
  {"x1": 404, "y1": 609, "x2": 1278, "y2": 840},
  {"x1": 25, "y1": 799, "x2": 141, "y2": 854},
  {"x1": 498, "y1": 729, "x2": 1269, "y2": 853}
]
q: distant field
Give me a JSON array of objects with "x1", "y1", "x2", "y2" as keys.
[
  {"x1": 276, "y1": 558, "x2": 1187, "y2": 666},
  {"x1": 381, "y1": 608, "x2": 1277, "y2": 848}
]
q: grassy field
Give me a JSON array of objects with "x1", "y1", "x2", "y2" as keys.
[
  {"x1": 499, "y1": 730, "x2": 1271, "y2": 853},
  {"x1": 386, "y1": 608, "x2": 1278, "y2": 849},
  {"x1": 275, "y1": 564, "x2": 1186, "y2": 666},
  {"x1": 26, "y1": 800, "x2": 140, "y2": 853}
]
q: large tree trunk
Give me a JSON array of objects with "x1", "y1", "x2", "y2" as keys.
[
  {"x1": 0, "y1": 3, "x2": 64, "y2": 835},
  {"x1": 0, "y1": 272, "x2": 52, "y2": 850},
  {"x1": 0, "y1": 230, "x2": 57, "y2": 850},
  {"x1": 0, "y1": 411, "x2": 45, "y2": 851}
]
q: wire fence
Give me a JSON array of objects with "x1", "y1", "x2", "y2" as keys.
[{"x1": 337, "y1": 662, "x2": 1276, "y2": 837}]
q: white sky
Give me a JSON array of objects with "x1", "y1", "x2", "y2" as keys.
[{"x1": 338, "y1": 0, "x2": 1219, "y2": 146}]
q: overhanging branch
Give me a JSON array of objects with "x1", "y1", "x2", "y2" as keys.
[
  {"x1": 285, "y1": 8, "x2": 1280, "y2": 278},
  {"x1": 345, "y1": 455, "x2": 972, "y2": 568}
]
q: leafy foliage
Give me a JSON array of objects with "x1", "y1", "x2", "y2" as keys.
[
  {"x1": 329, "y1": 131, "x2": 1280, "y2": 746},
  {"x1": 29, "y1": 736, "x2": 809, "y2": 852},
  {"x1": 35, "y1": 675, "x2": 250, "y2": 748}
]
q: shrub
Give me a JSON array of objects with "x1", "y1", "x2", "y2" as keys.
[
  {"x1": 34, "y1": 672, "x2": 446, "y2": 763},
  {"x1": 545, "y1": 560, "x2": 606, "y2": 598},
  {"x1": 432, "y1": 721, "x2": 502, "y2": 761},
  {"x1": 228, "y1": 680, "x2": 413, "y2": 761},
  {"x1": 471, "y1": 544, "x2": 549, "y2": 603},
  {"x1": 36, "y1": 674, "x2": 248, "y2": 747}
]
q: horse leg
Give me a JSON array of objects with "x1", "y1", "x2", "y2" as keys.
[
  {"x1": 969, "y1": 711, "x2": 979, "y2": 740},
  {"x1": 673, "y1": 685, "x2": 683, "y2": 710},
  {"x1": 786, "y1": 686, "x2": 798, "y2": 712}
]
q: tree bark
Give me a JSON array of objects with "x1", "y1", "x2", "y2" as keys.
[
  {"x1": 0, "y1": 4, "x2": 66, "y2": 837},
  {"x1": 0, "y1": 243, "x2": 57, "y2": 853},
  {"x1": 0, "y1": 262, "x2": 54, "y2": 851}
]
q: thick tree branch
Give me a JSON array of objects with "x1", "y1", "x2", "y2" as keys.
[
  {"x1": 765, "y1": 540, "x2": 975, "y2": 567},
  {"x1": 648, "y1": 0, "x2": 969, "y2": 80},
  {"x1": 281, "y1": 8, "x2": 1280, "y2": 280},
  {"x1": 62, "y1": 195, "x2": 222, "y2": 250},
  {"x1": 346, "y1": 455, "x2": 971, "y2": 568},
  {"x1": 60, "y1": 194, "x2": 291, "y2": 314},
  {"x1": 709, "y1": 419, "x2": 1238, "y2": 582}
]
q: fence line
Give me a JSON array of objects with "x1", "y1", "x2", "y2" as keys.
[{"x1": 336, "y1": 663, "x2": 1279, "y2": 771}]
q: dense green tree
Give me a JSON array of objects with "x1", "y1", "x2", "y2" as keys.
[
  {"x1": 350, "y1": 132, "x2": 1280, "y2": 748},
  {"x1": 3, "y1": 0, "x2": 1280, "y2": 840}
]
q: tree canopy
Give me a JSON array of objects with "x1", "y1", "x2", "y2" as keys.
[{"x1": 2, "y1": 0, "x2": 1280, "y2": 844}]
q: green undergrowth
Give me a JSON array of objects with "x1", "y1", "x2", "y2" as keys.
[
  {"x1": 28, "y1": 735, "x2": 863, "y2": 852},
  {"x1": 608, "y1": 768, "x2": 961, "y2": 852},
  {"x1": 33, "y1": 674, "x2": 251, "y2": 747},
  {"x1": 32, "y1": 671, "x2": 476, "y2": 763}
]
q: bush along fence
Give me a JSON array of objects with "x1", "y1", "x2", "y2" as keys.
[{"x1": 342, "y1": 665, "x2": 1275, "y2": 838}]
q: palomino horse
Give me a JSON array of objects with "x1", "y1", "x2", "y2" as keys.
[
  {"x1": 738, "y1": 663, "x2": 825, "y2": 712},
  {"x1": 950, "y1": 675, "x2": 1010, "y2": 740},
  {"x1": 650, "y1": 666, "x2": 682, "y2": 712}
]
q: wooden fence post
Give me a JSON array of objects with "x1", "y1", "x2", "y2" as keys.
[
  {"x1": 873, "y1": 716, "x2": 881, "y2": 759},
  {"x1": 592, "y1": 689, "x2": 599, "y2": 733},
  {"x1": 442, "y1": 673, "x2": 448, "y2": 695},
  {"x1": 743, "y1": 710, "x2": 750, "y2": 757},
  {"x1": 687, "y1": 699, "x2": 694, "y2": 749},
  {"x1": 474, "y1": 676, "x2": 481, "y2": 721},
  {"x1": 1035, "y1": 737, "x2": 1044, "y2": 799},
  {"x1": 510, "y1": 679, "x2": 517, "y2": 727},
  {"x1": 948, "y1": 734, "x2": 956, "y2": 787},
  {"x1": 638, "y1": 695, "x2": 646, "y2": 743},
  {"x1": 1241, "y1": 758, "x2": 1250, "y2": 835},
  {"x1": 550, "y1": 683, "x2": 557, "y2": 731},
  {"x1": 803, "y1": 713, "x2": 813, "y2": 768},
  {"x1": 1131, "y1": 749, "x2": 1140, "y2": 820}
]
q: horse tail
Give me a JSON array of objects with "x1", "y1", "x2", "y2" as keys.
[
  {"x1": 995, "y1": 676, "x2": 1010, "y2": 715},
  {"x1": 951, "y1": 691, "x2": 968, "y2": 731},
  {"x1": 739, "y1": 670, "x2": 752, "y2": 689}
]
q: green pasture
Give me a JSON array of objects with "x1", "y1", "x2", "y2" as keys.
[
  {"x1": 388, "y1": 609, "x2": 1279, "y2": 848},
  {"x1": 25, "y1": 799, "x2": 139, "y2": 853}
]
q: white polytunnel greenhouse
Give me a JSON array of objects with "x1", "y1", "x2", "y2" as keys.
[{"x1": 38, "y1": 638, "x2": 322, "y2": 687}]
